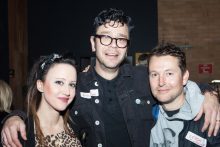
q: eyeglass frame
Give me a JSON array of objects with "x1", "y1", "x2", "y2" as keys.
[{"x1": 94, "y1": 34, "x2": 130, "y2": 48}]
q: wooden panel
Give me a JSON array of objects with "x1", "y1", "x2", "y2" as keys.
[{"x1": 8, "y1": 0, "x2": 28, "y2": 109}]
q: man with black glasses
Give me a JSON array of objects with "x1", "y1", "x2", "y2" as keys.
[{"x1": 1, "y1": 8, "x2": 220, "y2": 147}]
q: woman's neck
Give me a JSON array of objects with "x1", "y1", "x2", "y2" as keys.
[{"x1": 37, "y1": 104, "x2": 65, "y2": 135}]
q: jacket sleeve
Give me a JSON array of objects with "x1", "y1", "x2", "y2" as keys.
[
  {"x1": 197, "y1": 82, "x2": 215, "y2": 94},
  {"x1": 1, "y1": 110, "x2": 27, "y2": 125}
]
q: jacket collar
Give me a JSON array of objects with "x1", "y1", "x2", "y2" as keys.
[{"x1": 79, "y1": 61, "x2": 133, "y2": 86}]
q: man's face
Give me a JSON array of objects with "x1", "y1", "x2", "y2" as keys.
[
  {"x1": 90, "y1": 21, "x2": 129, "y2": 71},
  {"x1": 148, "y1": 55, "x2": 189, "y2": 110}
]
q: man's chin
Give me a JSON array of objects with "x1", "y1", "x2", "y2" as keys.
[
  {"x1": 106, "y1": 65, "x2": 119, "y2": 70},
  {"x1": 157, "y1": 97, "x2": 172, "y2": 104},
  {"x1": 104, "y1": 63, "x2": 120, "y2": 69}
]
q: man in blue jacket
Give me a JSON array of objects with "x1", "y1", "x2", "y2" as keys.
[{"x1": 149, "y1": 43, "x2": 220, "y2": 147}]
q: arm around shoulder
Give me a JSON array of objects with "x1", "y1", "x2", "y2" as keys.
[
  {"x1": 1, "y1": 110, "x2": 27, "y2": 147},
  {"x1": 1, "y1": 110, "x2": 27, "y2": 125}
]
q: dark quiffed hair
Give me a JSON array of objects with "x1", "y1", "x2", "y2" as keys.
[
  {"x1": 26, "y1": 53, "x2": 76, "y2": 145},
  {"x1": 148, "y1": 42, "x2": 187, "y2": 74},
  {"x1": 93, "y1": 8, "x2": 134, "y2": 34}
]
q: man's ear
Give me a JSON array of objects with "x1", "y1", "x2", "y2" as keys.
[
  {"x1": 90, "y1": 36, "x2": 96, "y2": 52},
  {"x1": 183, "y1": 70, "x2": 189, "y2": 86},
  {"x1": 37, "y1": 80, "x2": 44, "y2": 92}
]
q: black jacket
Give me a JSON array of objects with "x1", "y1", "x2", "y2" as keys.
[
  {"x1": 0, "y1": 111, "x2": 8, "y2": 132},
  {"x1": 0, "y1": 112, "x2": 35, "y2": 147},
  {"x1": 0, "y1": 111, "x2": 9, "y2": 147},
  {"x1": 70, "y1": 64, "x2": 155, "y2": 147},
  {"x1": 179, "y1": 115, "x2": 220, "y2": 147}
]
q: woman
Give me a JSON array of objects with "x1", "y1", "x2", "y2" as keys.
[
  {"x1": 0, "y1": 80, "x2": 13, "y2": 140},
  {"x1": 21, "y1": 53, "x2": 81, "y2": 146}
]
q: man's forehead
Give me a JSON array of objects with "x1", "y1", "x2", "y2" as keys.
[
  {"x1": 96, "y1": 20, "x2": 129, "y2": 38},
  {"x1": 104, "y1": 20, "x2": 125, "y2": 28},
  {"x1": 149, "y1": 55, "x2": 179, "y2": 66}
]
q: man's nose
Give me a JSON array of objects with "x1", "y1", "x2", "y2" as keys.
[
  {"x1": 159, "y1": 76, "x2": 165, "y2": 87},
  {"x1": 110, "y1": 38, "x2": 117, "y2": 48}
]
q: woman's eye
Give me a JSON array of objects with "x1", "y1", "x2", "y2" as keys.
[
  {"x1": 70, "y1": 83, "x2": 76, "y2": 88},
  {"x1": 55, "y1": 81, "x2": 64, "y2": 85}
]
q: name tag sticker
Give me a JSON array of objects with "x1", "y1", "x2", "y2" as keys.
[
  {"x1": 80, "y1": 92, "x2": 91, "y2": 99},
  {"x1": 90, "y1": 89, "x2": 99, "y2": 96},
  {"x1": 185, "y1": 131, "x2": 207, "y2": 147}
]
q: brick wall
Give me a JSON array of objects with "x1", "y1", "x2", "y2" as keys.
[{"x1": 158, "y1": 0, "x2": 220, "y2": 83}]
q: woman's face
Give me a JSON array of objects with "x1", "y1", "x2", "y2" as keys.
[{"x1": 37, "y1": 63, "x2": 77, "y2": 112}]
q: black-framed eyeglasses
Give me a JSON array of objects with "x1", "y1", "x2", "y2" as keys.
[{"x1": 94, "y1": 34, "x2": 130, "y2": 48}]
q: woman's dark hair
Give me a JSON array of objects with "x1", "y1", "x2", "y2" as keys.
[{"x1": 26, "y1": 53, "x2": 76, "y2": 145}]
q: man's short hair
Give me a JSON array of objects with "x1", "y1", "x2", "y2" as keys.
[
  {"x1": 93, "y1": 8, "x2": 134, "y2": 34},
  {"x1": 149, "y1": 42, "x2": 187, "y2": 74}
]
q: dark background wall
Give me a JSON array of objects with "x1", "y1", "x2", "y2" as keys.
[
  {"x1": 0, "y1": 0, "x2": 9, "y2": 82},
  {"x1": 1, "y1": 0, "x2": 157, "y2": 109},
  {"x1": 28, "y1": 0, "x2": 158, "y2": 68}
]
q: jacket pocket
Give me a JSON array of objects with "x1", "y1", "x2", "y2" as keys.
[{"x1": 134, "y1": 96, "x2": 153, "y2": 120}]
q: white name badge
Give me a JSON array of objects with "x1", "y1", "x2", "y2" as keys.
[
  {"x1": 80, "y1": 92, "x2": 91, "y2": 99},
  {"x1": 90, "y1": 89, "x2": 99, "y2": 96},
  {"x1": 185, "y1": 131, "x2": 207, "y2": 147}
]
